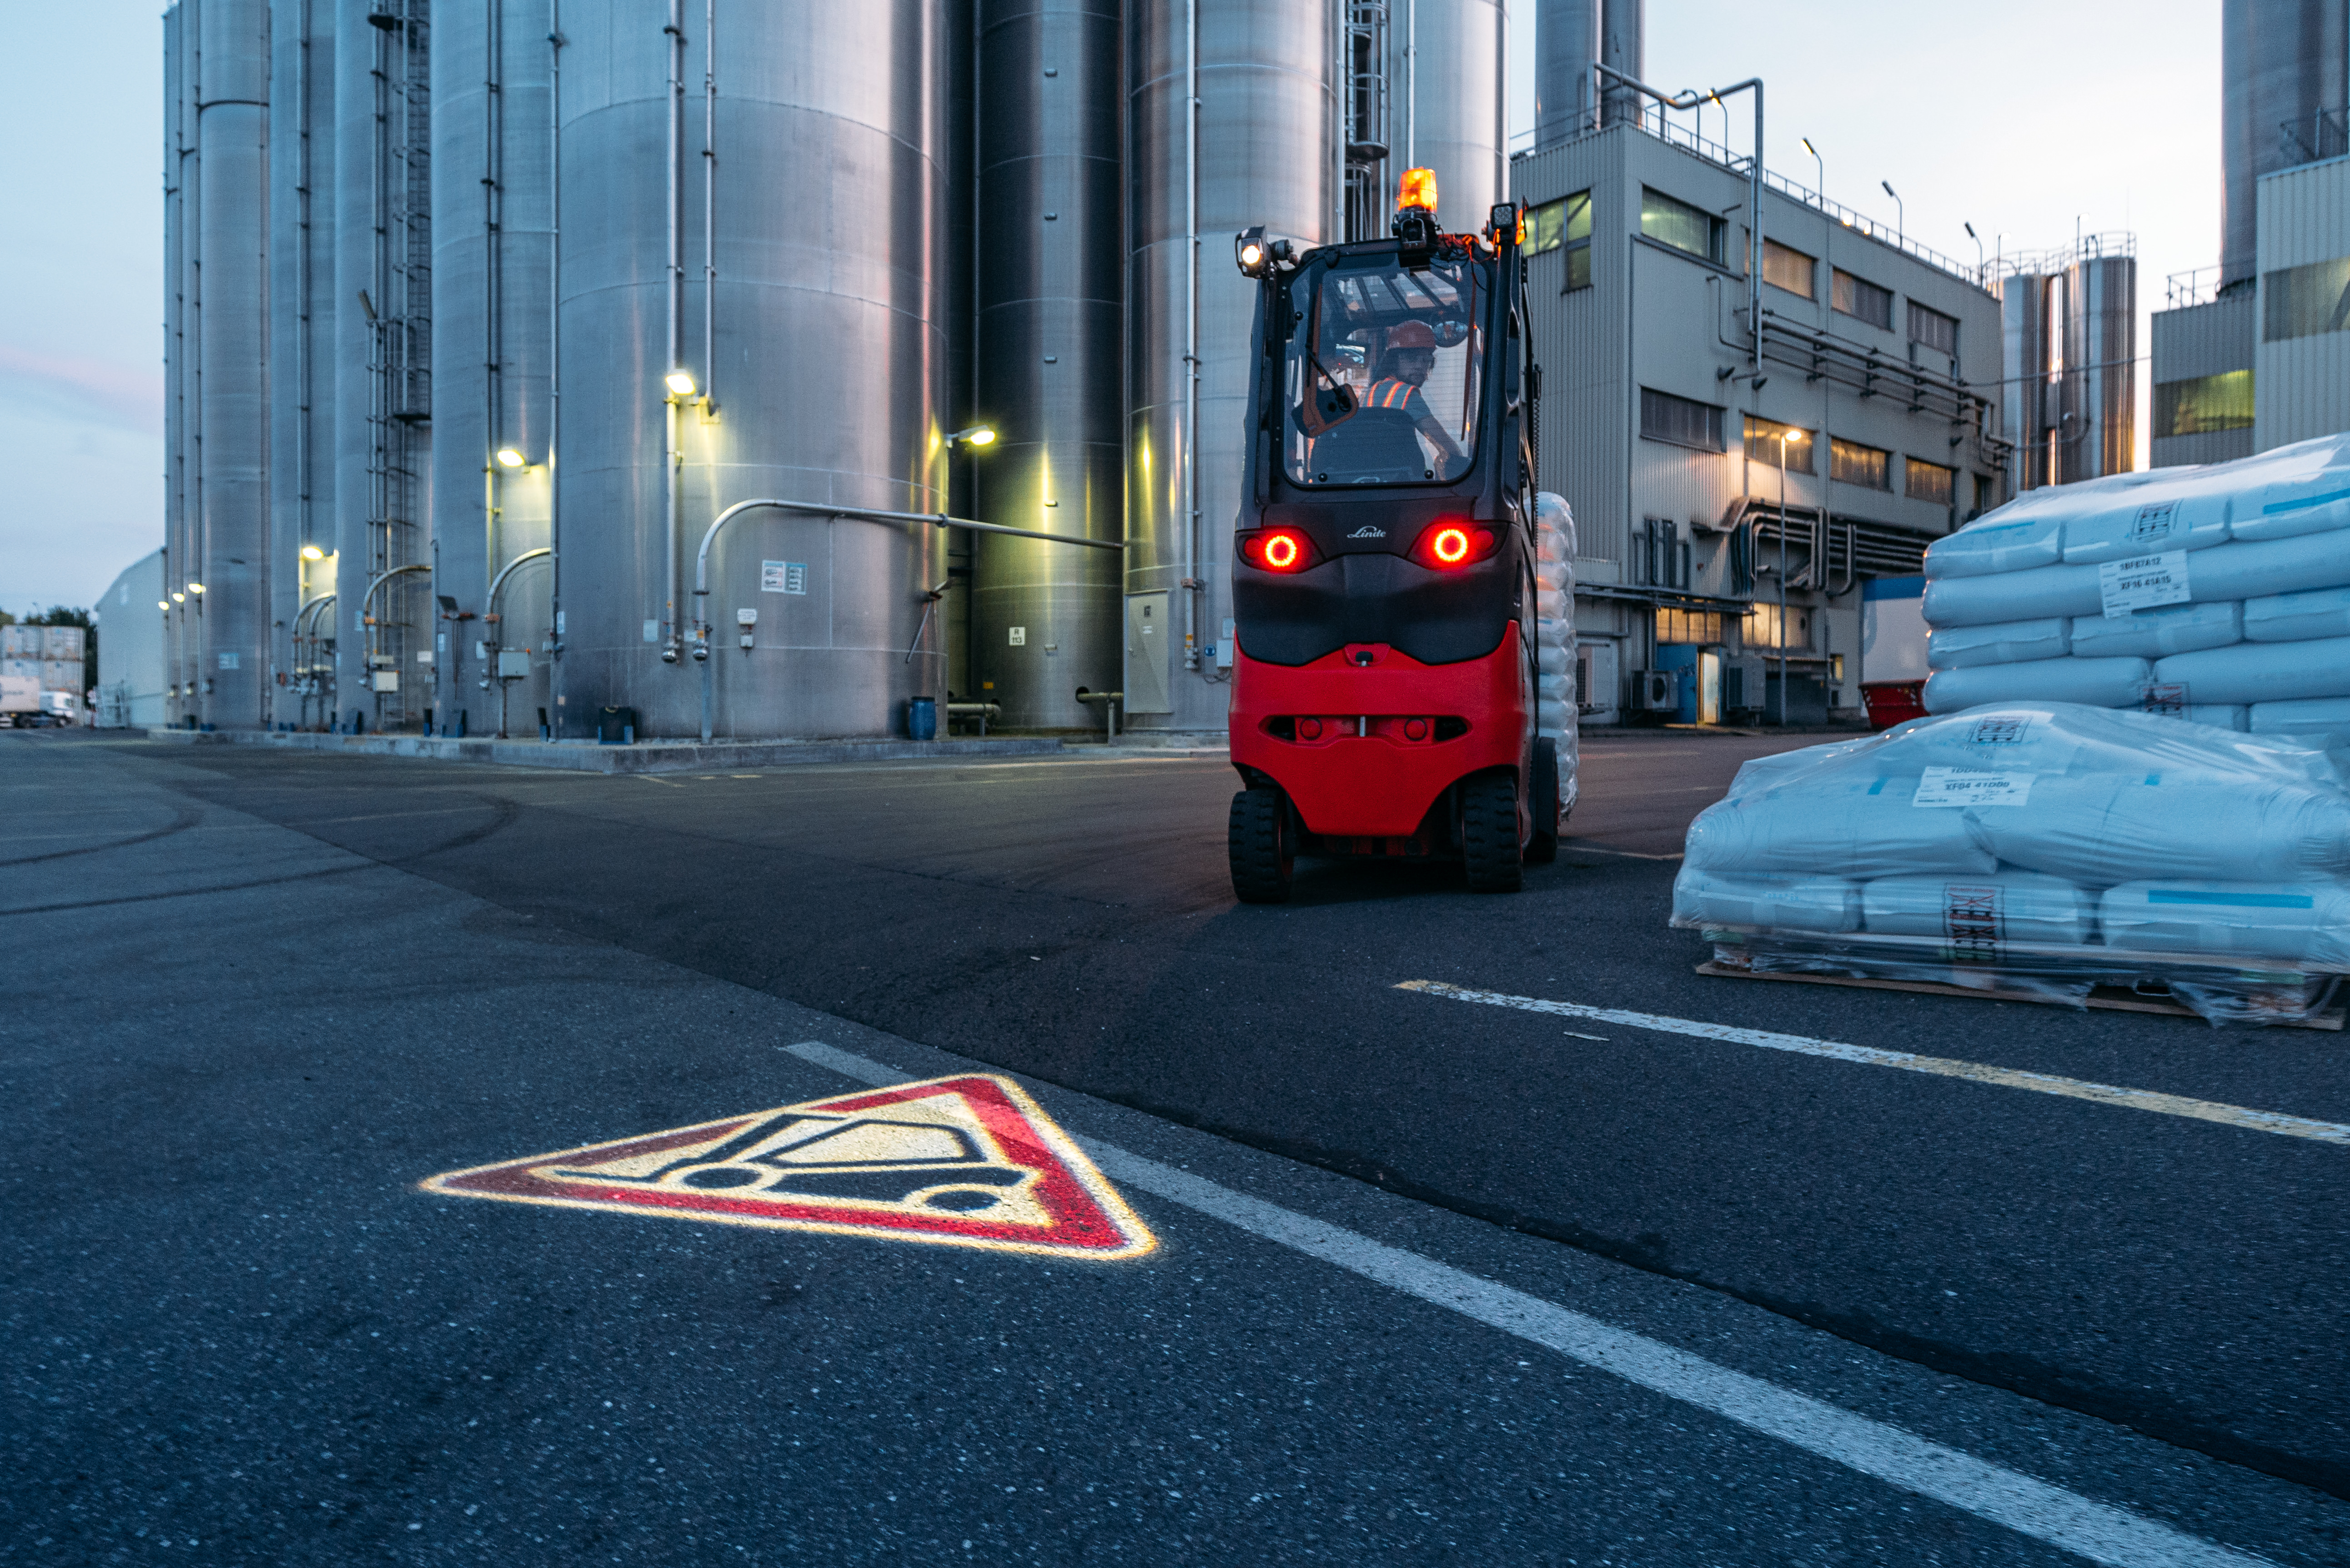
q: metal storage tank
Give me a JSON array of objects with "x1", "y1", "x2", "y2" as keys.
[
  {"x1": 196, "y1": 0, "x2": 274, "y2": 728},
  {"x1": 558, "y1": 1, "x2": 951, "y2": 740},
  {"x1": 2059, "y1": 254, "x2": 2136, "y2": 483},
  {"x1": 970, "y1": 0, "x2": 1124, "y2": 730},
  {"x1": 2221, "y1": 0, "x2": 2349, "y2": 286},
  {"x1": 271, "y1": 0, "x2": 337, "y2": 717},
  {"x1": 1126, "y1": 0, "x2": 1334, "y2": 733},
  {"x1": 1345, "y1": 0, "x2": 1504, "y2": 242},
  {"x1": 1534, "y1": 0, "x2": 1599, "y2": 147},
  {"x1": 430, "y1": 0, "x2": 555, "y2": 737},
  {"x1": 1997, "y1": 271, "x2": 2048, "y2": 490}
]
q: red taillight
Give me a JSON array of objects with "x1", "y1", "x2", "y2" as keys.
[
  {"x1": 1240, "y1": 528, "x2": 1316, "y2": 573},
  {"x1": 1409, "y1": 519, "x2": 1497, "y2": 569}
]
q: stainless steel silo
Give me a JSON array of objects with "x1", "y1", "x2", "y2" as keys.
[
  {"x1": 1126, "y1": 0, "x2": 1334, "y2": 733},
  {"x1": 431, "y1": 0, "x2": 555, "y2": 737},
  {"x1": 1385, "y1": 0, "x2": 1505, "y2": 237},
  {"x1": 271, "y1": 0, "x2": 337, "y2": 716},
  {"x1": 558, "y1": 0, "x2": 951, "y2": 740},
  {"x1": 1535, "y1": 0, "x2": 1599, "y2": 147},
  {"x1": 2060, "y1": 254, "x2": 2136, "y2": 483},
  {"x1": 1997, "y1": 271, "x2": 2046, "y2": 491},
  {"x1": 197, "y1": 0, "x2": 273, "y2": 729},
  {"x1": 970, "y1": 0, "x2": 1124, "y2": 730},
  {"x1": 2221, "y1": 0, "x2": 2350, "y2": 286},
  {"x1": 330, "y1": 0, "x2": 378, "y2": 729}
]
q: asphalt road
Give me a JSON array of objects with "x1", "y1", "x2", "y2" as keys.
[{"x1": 7, "y1": 728, "x2": 2348, "y2": 1566}]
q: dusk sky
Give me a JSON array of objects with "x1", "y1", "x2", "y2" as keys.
[{"x1": 0, "y1": 1, "x2": 2219, "y2": 621}]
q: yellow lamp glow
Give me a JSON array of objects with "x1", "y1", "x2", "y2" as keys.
[
  {"x1": 301, "y1": 543, "x2": 326, "y2": 561},
  {"x1": 495, "y1": 447, "x2": 525, "y2": 468},
  {"x1": 664, "y1": 370, "x2": 698, "y2": 397},
  {"x1": 1397, "y1": 167, "x2": 1438, "y2": 214}
]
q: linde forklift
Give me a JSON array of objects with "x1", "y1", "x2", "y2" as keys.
[{"x1": 1226, "y1": 169, "x2": 1560, "y2": 902}]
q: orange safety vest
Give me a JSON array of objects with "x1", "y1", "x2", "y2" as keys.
[{"x1": 1367, "y1": 377, "x2": 1421, "y2": 412}]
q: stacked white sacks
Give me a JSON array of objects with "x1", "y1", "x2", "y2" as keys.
[
  {"x1": 1671, "y1": 704, "x2": 2350, "y2": 1005},
  {"x1": 1534, "y1": 492, "x2": 1579, "y2": 818},
  {"x1": 1919, "y1": 433, "x2": 2350, "y2": 749}
]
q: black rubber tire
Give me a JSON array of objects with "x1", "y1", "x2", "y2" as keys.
[
  {"x1": 1460, "y1": 770, "x2": 1524, "y2": 893},
  {"x1": 1228, "y1": 785, "x2": 1295, "y2": 904},
  {"x1": 1526, "y1": 737, "x2": 1560, "y2": 864}
]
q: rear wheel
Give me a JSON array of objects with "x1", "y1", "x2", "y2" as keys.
[
  {"x1": 1526, "y1": 737, "x2": 1560, "y2": 864},
  {"x1": 1460, "y1": 771, "x2": 1524, "y2": 893},
  {"x1": 1229, "y1": 785, "x2": 1295, "y2": 904}
]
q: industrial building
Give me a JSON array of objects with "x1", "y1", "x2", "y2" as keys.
[
  {"x1": 2151, "y1": 0, "x2": 2350, "y2": 467},
  {"x1": 1517, "y1": 13, "x2": 2009, "y2": 724},
  {"x1": 95, "y1": 552, "x2": 171, "y2": 729}
]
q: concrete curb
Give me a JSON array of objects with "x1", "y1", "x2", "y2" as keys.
[{"x1": 140, "y1": 728, "x2": 1066, "y2": 774}]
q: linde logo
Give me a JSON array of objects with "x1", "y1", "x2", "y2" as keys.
[{"x1": 1346, "y1": 526, "x2": 1386, "y2": 539}]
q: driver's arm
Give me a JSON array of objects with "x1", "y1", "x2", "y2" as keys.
[{"x1": 1414, "y1": 412, "x2": 1465, "y2": 466}]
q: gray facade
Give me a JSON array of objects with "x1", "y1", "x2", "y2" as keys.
[
  {"x1": 2149, "y1": 292, "x2": 2257, "y2": 468},
  {"x1": 2255, "y1": 154, "x2": 2350, "y2": 451},
  {"x1": 1512, "y1": 123, "x2": 2004, "y2": 723}
]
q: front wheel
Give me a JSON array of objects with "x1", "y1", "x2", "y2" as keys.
[
  {"x1": 1229, "y1": 785, "x2": 1295, "y2": 904},
  {"x1": 1460, "y1": 771, "x2": 1524, "y2": 893}
]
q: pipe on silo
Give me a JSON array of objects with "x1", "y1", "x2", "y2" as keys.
[
  {"x1": 331, "y1": 0, "x2": 382, "y2": 729},
  {"x1": 1598, "y1": 0, "x2": 1642, "y2": 129},
  {"x1": 163, "y1": 4, "x2": 191, "y2": 725},
  {"x1": 271, "y1": 0, "x2": 336, "y2": 709},
  {"x1": 970, "y1": 0, "x2": 1125, "y2": 730},
  {"x1": 1535, "y1": 0, "x2": 1598, "y2": 147},
  {"x1": 197, "y1": 0, "x2": 272, "y2": 728}
]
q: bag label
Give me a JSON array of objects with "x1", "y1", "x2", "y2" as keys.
[
  {"x1": 1966, "y1": 715, "x2": 2029, "y2": 746},
  {"x1": 2099, "y1": 550, "x2": 2190, "y2": 618},
  {"x1": 1913, "y1": 767, "x2": 2034, "y2": 808},
  {"x1": 2139, "y1": 681, "x2": 2188, "y2": 717},
  {"x1": 1942, "y1": 882, "x2": 2005, "y2": 965},
  {"x1": 2129, "y1": 502, "x2": 2178, "y2": 544}
]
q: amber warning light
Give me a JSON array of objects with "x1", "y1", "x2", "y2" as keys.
[{"x1": 1397, "y1": 167, "x2": 1438, "y2": 214}]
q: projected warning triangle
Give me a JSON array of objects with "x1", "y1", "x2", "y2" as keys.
[{"x1": 421, "y1": 1075, "x2": 1154, "y2": 1259}]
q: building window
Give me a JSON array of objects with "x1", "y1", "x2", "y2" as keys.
[
  {"x1": 2262, "y1": 257, "x2": 2350, "y2": 341},
  {"x1": 1744, "y1": 603, "x2": 1813, "y2": 651},
  {"x1": 1972, "y1": 472, "x2": 2000, "y2": 518},
  {"x1": 1905, "y1": 456, "x2": 1955, "y2": 506},
  {"x1": 1762, "y1": 239, "x2": 1815, "y2": 298},
  {"x1": 1656, "y1": 608, "x2": 1726, "y2": 644},
  {"x1": 1832, "y1": 268, "x2": 1893, "y2": 330},
  {"x1": 1908, "y1": 300, "x2": 1958, "y2": 355},
  {"x1": 1635, "y1": 518, "x2": 1691, "y2": 589},
  {"x1": 1530, "y1": 190, "x2": 1594, "y2": 291},
  {"x1": 1641, "y1": 187, "x2": 1723, "y2": 265},
  {"x1": 1640, "y1": 388, "x2": 1725, "y2": 452},
  {"x1": 1743, "y1": 415, "x2": 1815, "y2": 472},
  {"x1": 1830, "y1": 436, "x2": 1890, "y2": 489},
  {"x1": 2153, "y1": 370, "x2": 2255, "y2": 435}
]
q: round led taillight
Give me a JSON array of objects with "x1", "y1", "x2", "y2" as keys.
[
  {"x1": 1431, "y1": 526, "x2": 1472, "y2": 565},
  {"x1": 1264, "y1": 532, "x2": 1301, "y2": 569}
]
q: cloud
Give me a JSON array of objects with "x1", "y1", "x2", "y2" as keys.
[{"x1": 0, "y1": 342, "x2": 164, "y2": 435}]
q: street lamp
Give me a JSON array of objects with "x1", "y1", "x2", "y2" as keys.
[
  {"x1": 495, "y1": 446, "x2": 526, "y2": 468},
  {"x1": 186, "y1": 582, "x2": 205, "y2": 595},
  {"x1": 1963, "y1": 221, "x2": 1984, "y2": 276},
  {"x1": 945, "y1": 425, "x2": 996, "y2": 451},
  {"x1": 1775, "y1": 426, "x2": 1805, "y2": 729},
  {"x1": 1880, "y1": 180, "x2": 1903, "y2": 247},
  {"x1": 664, "y1": 369, "x2": 698, "y2": 398},
  {"x1": 301, "y1": 543, "x2": 326, "y2": 561}
]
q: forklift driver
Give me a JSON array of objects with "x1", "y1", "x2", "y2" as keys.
[{"x1": 1364, "y1": 320, "x2": 1466, "y2": 471}]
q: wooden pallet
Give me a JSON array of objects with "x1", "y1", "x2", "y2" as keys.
[{"x1": 1693, "y1": 961, "x2": 2347, "y2": 1031}]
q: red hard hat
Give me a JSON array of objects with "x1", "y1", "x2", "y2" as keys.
[{"x1": 1386, "y1": 320, "x2": 1437, "y2": 350}]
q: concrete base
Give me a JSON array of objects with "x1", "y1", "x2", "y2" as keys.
[{"x1": 141, "y1": 728, "x2": 1064, "y2": 774}]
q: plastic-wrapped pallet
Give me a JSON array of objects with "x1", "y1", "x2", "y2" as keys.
[
  {"x1": 1917, "y1": 433, "x2": 2350, "y2": 722},
  {"x1": 1672, "y1": 701, "x2": 2350, "y2": 1024},
  {"x1": 1533, "y1": 492, "x2": 1579, "y2": 821}
]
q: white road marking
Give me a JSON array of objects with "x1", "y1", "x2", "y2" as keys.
[
  {"x1": 1397, "y1": 980, "x2": 2350, "y2": 1148},
  {"x1": 783, "y1": 1040, "x2": 2271, "y2": 1568}
]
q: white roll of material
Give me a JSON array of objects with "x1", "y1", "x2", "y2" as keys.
[
  {"x1": 1927, "y1": 618, "x2": 2069, "y2": 670},
  {"x1": 2250, "y1": 697, "x2": 2350, "y2": 746},
  {"x1": 2059, "y1": 492, "x2": 2232, "y2": 564},
  {"x1": 1923, "y1": 562, "x2": 2104, "y2": 627},
  {"x1": 2099, "y1": 880, "x2": 2350, "y2": 966},
  {"x1": 1861, "y1": 871, "x2": 2099, "y2": 946},
  {"x1": 1922, "y1": 657, "x2": 2151, "y2": 714},
  {"x1": 2066, "y1": 599, "x2": 2242, "y2": 660},
  {"x1": 2175, "y1": 528, "x2": 2350, "y2": 603},
  {"x1": 1968, "y1": 774, "x2": 2350, "y2": 884},
  {"x1": 2151, "y1": 635, "x2": 2350, "y2": 705},
  {"x1": 1683, "y1": 778, "x2": 1997, "y2": 880},
  {"x1": 1671, "y1": 869, "x2": 1861, "y2": 933},
  {"x1": 1924, "y1": 512, "x2": 2064, "y2": 580},
  {"x1": 2244, "y1": 585, "x2": 2350, "y2": 643}
]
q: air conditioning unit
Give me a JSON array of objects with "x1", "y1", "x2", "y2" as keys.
[{"x1": 1630, "y1": 669, "x2": 1677, "y2": 711}]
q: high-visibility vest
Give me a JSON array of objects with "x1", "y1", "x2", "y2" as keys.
[{"x1": 1367, "y1": 378, "x2": 1419, "y2": 411}]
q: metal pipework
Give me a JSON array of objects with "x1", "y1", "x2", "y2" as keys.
[
  {"x1": 1074, "y1": 686, "x2": 1123, "y2": 741},
  {"x1": 691, "y1": 499, "x2": 1125, "y2": 744},
  {"x1": 1596, "y1": 63, "x2": 1760, "y2": 372},
  {"x1": 661, "y1": 0, "x2": 687, "y2": 666}
]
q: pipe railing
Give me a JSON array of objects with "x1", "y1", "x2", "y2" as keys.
[{"x1": 690, "y1": 497, "x2": 1124, "y2": 744}]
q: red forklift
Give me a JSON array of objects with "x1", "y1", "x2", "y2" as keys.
[{"x1": 1227, "y1": 171, "x2": 1555, "y2": 902}]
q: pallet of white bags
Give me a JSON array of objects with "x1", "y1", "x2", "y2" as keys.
[{"x1": 1692, "y1": 961, "x2": 2348, "y2": 1031}]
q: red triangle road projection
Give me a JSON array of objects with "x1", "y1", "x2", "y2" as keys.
[{"x1": 421, "y1": 1075, "x2": 1156, "y2": 1260}]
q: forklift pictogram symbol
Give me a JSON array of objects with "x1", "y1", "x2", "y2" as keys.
[{"x1": 554, "y1": 1111, "x2": 1036, "y2": 1213}]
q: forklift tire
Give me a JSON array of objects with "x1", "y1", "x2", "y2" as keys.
[
  {"x1": 1460, "y1": 771, "x2": 1524, "y2": 893},
  {"x1": 1527, "y1": 737, "x2": 1560, "y2": 864},
  {"x1": 1229, "y1": 786, "x2": 1295, "y2": 904}
]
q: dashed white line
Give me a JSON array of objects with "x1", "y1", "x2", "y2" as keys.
[
  {"x1": 1398, "y1": 980, "x2": 2350, "y2": 1148},
  {"x1": 784, "y1": 1039, "x2": 2273, "y2": 1568}
]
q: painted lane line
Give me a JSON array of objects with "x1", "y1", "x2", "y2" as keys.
[
  {"x1": 783, "y1": 1040, "x2": 2269, "y2": 1568},
  {"x1": 1398, "y1": 980, "x2": 2350, "y2": 1149}
]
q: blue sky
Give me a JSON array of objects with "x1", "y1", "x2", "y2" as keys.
[{"x1": 0, "y1": 2, "x2": 2218, "y2": 619}]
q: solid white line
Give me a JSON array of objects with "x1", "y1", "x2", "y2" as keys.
[
  {"x1": 1397, "y1": 980, "x2": 2350, "y2": 1148},
  {"x1": 782, "y1": 1040, "x2": 2270, "y2": 1568}
]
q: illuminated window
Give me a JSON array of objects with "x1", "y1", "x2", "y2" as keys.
[
  {"x1": 1529, "y1": 190, "x2": 1594, "y2": 291},
  {"x1": 1905, "y1": 456, "x2": 1955, "y2": 506},
  {"x1": 1655, "y1": 608, "x2": 1726, "y2": 644},
  {"x1": 1762, "y1": 239, "x2": 1815, "y2": 299},
  {"x1": 1641, "y1": 188, "x2": 1723, "y2": 264},
  {"x1": 1830, "y1": 436, "x2": 1890, "y2": 490},
  {"x1": 1743, "y1": 415, "x2": 1814, "y2": 472},
  {"x1": 1832, "y1": 268, "x2": 1893, "y2": 330},
  {"x1": 2261, "y1": 257, "x2": 2350, "y2": 341},
  {"x1": 1744, "y1": 603, "x2": 1813, "y2": 651},
  {"x1": 2153, "y1": 370, "x2": 2255, "y2": 435}
]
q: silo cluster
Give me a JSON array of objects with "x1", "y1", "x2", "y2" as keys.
[{"x1": 157, "y1": 0, "x2": 1501, "y2": 739}]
